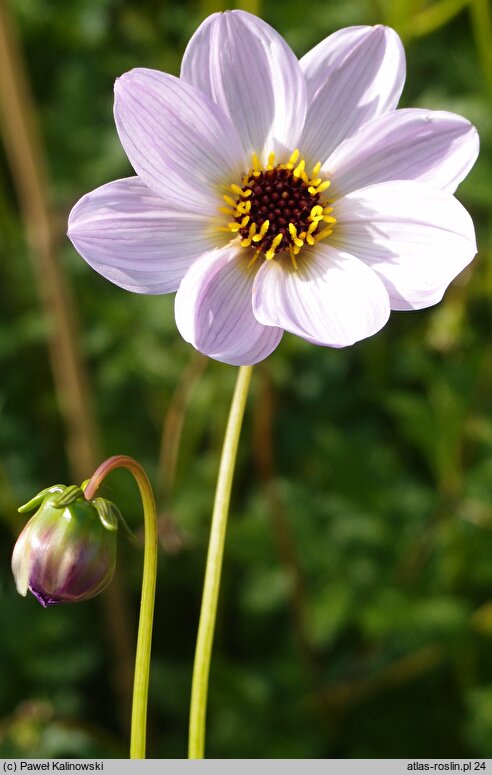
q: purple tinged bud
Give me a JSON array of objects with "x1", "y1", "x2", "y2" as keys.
[{"x1": 12, "y1": 485, "x2": 118, "y2": 607}]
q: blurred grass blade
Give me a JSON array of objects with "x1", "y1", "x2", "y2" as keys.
[
  {"x1": 470, "y1": 0, "x2": 492, "y2": 100},
  {"x1": 400, "y1": 0, "x2": 470, "y2": 39}
]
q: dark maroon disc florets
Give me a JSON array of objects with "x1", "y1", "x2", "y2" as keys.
[{"x1": 236, "y1": 167, "x2": 322, "y2": 254}]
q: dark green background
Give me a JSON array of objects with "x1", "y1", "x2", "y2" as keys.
[{"x1": 1, "y1": 0, "x2": 491, "y2": 759}]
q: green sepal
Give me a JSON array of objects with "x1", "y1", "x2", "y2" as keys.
[
  {"x1": 93, "y1": 498, "x2": 136, "y2": 542},
  {"x1": 52, "y1": 485, "x2": 85, "y2": 508},
  {"x1": 18, "y1": 485, "x2": 66, "y2": 514},
  {"x1": 93, "y1": 498, "x2": 119, "y2": 532}
]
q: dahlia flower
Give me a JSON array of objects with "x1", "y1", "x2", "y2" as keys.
[{"x1": 68, "y1": 11, "x2": 478, "y2": 365}]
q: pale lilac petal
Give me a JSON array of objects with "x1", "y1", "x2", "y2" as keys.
[
  {"x1": 175, "y1": 245, "x2": 283, "y2": 366},
  {"x1": 11, "y1": 522, "x2": 32, "y2": 596},
  {"x1": 333, "y1": 180, "x2": 477, "y2": 310},
  {"x1": 252, "y1": 245, "x2": 390, "y2": 347},
  {"x1": 114, "y1": 68, "x2": 247, "y2": 215},
  {"x1": 299, "y1": 26, "x2": 405, "y2": 165},
  {"x1": 301, "y1": 26, "x2": 379, "y2": 99},
  {"x1": 68, "y1": 177, "x2": 221, "y2": 294},
  {"x1": 324, "y1": 109, "x2": 479, "y2": 198},
  {"x1": 180, "y1": 10, "x2": 306, "y2": 159}
]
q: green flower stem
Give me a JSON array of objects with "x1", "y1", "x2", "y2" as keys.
[
  {"x1": 84, "y1": 455, "x2": 158, "y2": 759},
  {"x1": 188, "y1": 364, "x2": 254, "y2": 759}
]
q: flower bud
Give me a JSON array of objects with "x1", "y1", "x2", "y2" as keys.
[{"x1": 12, "y1": 484, "x2": 120, "y2": 607}]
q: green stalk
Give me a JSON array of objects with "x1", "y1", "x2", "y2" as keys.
[
  {"x1": 188, "y1": 365, "x2": 254, "y2": 759},
  {"x1": 84, "y1": 456, "x2": 158, "y2": 759}
]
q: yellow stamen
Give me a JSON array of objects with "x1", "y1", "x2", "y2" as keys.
[
  {"x1": 267, "y1": 151, "x2": 276, "y2": 169},
  {"x1": 235, "y1": 200, "x2": 251, "y2": 215},
  {"x1": 311, "y1": 161, "x2": 321, "y2": 177},
  {"x1": 309, "y1": 205, "x2": 323, "y2": 219},
  {"x1": 265, "y1": 233, "x2": 283, "y2": 260},
  {"x1": 219, "y1": 206, "x2": 234, "y2": 215},
  {"x1": 289, "y1": 149, "x2": 300, "y2": 166},
  {"x1": 293, "y1": 159, "x2": 305, "y2": 178},
  {"x1": 309, "y1": 180, "x2": 331, "y2": 195},
  {"x1": 305, "y1": 227, "x2": 316, "y2": 245},
  {"x1": 306, "y1": 221, "x2": 318, "y2": 245},
  {"x1": 289, "y1": 246, "x2": 299, "y2": 270},
  {"x1": 223, "y1": 194, "x2": 237, "y2": 208},
  {"x1": 230, "y1": 183, "x2": 244, "y2": 195},
  {"x1": 314, "y1": 227, "x2": 334, "y2": 242},
  {"x1": 252, "y1": 219, "x2": 270, "y2": 242},
  {"x1": 252, "y1": 153, "x2": 261, "y2": 171},
  {"x1": 240, "y1": 219, "x2": 256, "y2": 247},
  {"x1": 248, "y1": 247, "x2": 263, "y2": 268},
  {"x1": 288, "y1": 223, "x2": 304, "y2": 248}
]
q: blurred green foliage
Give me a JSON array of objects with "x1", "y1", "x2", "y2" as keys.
[{"x1": 1, "y1": 0, "x2": 492, "y2": 759}]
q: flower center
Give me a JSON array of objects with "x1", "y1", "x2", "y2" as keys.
[{"x1": 221, "y1": 150, "x2": 336, "y2": 268}]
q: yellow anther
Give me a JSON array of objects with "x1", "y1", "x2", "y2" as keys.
[
  {"x1": 230, "y1": 183, "x2": 244, "y2": 195},
  {"x1": 242, "y1": 189, "x2": 253, "y2": 198},
  {"x1": 252, "y1": 153, "x2": 261, "y2": 171},
  {"x1": 287, "y1": 149, "x2": 300, "y2": 169},
  {"x1": 236, "y1": 200, "x2": 251, "y2": 215},
  {"x1": 314, "y1": 227, "x2": 334, "y2": 243},
  {"x1": 293, "y1": 159, "x2": 305, "y2": 178},
  {"x1": 288, "y1": 223, "x2": 304, "y2": 248},
  {"x1": 241, "y1": 221, "x2": 257, "y2": 247},
  {"x1": 323, "y1": 215, "x2": 337, "y2": 224},
  {"x1": 306, "y1": 232, "x2": 315, "y2": 246},
  {"x1": 323, "y1": 206, "x2": 334, "y2": 214},
  {"x1": 219, "y1": 206, "x2": 234, "y2": 215},
  {"x1": 223, "y1": 194, "x2": 237, "y2": 207},
  {"x1": 310, "y1": 205, "x2": 323, "y2": 219},
  {"x1": 252, "y1": 219, "x2": 270, "y2": 242},
  {"x1": 308, "y1": 180, "x2": 331, "y2": 195},
  {"x1": 267, "y1": 152, "x2": 276, "y2": 168},
  {"x1": 247, "y1": 222, "x2": 257, "y2": 239},
  {"x1": 309, "y1": 178, "x2": 322, "y2": 187},
  {"x1": 265, "y1": 233, "x2": 283, "y2": 260},
  {"x1": 240, "y1": 215, "x2": 250, "y2": 228},
  {"x1": 307, "y1": 221, "x2": 319, "y2": 237},
  {"x1": 227, "y1": 222, "x2": 241, "y2": 232},
  {"x1": 311, "y1": 161, "x2": 321, "y2": 177}
]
